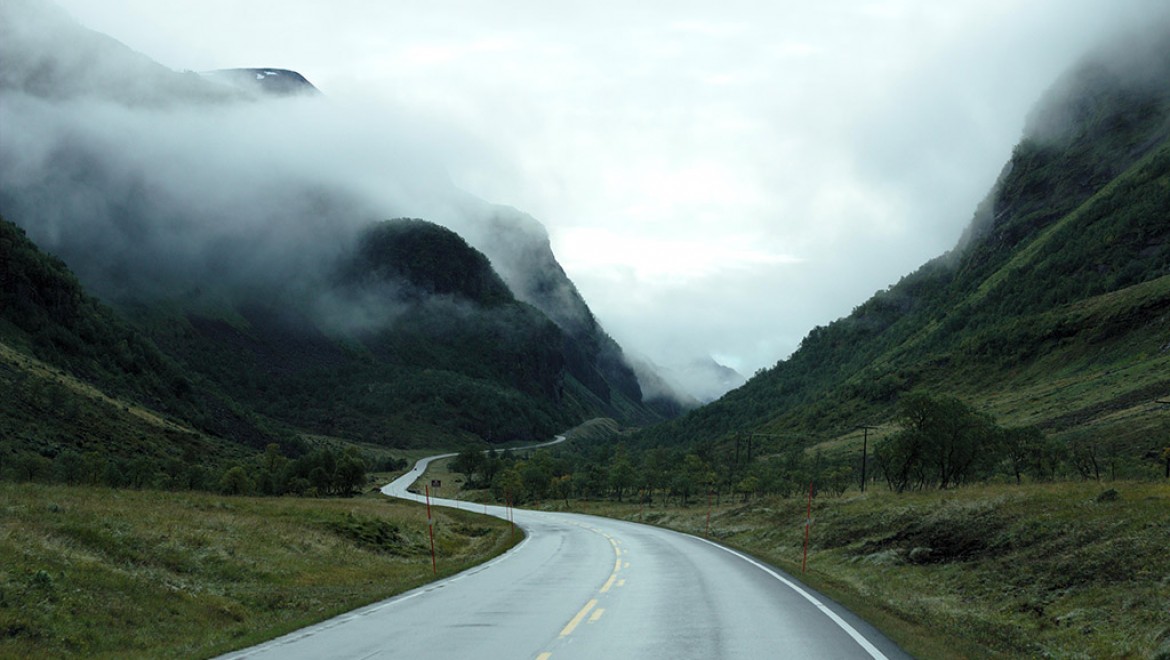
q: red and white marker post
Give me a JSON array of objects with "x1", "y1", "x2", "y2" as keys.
[
  {"x1": 802, "y1": 481, "x2": 813, "y2": 574},
  {"x1": 425, "y1": 484, "x2": 437, "y2": 575}
]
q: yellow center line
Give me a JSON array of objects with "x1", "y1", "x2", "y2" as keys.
[
  {"x1": 559, "y1": 599, "x2": 598, "y2": 637},
  {"x1": 548, "y1": 526, "x2": 628, "y2": 653}
]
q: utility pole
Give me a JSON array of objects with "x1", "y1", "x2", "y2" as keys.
[{"x1": 856, "y1": 425, "x2": 877, "y2": 492}]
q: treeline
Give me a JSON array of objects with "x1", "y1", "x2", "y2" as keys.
[
  {"x1": 0, "y1": 441, "x2": 406, "y2": 497},
  {"x1": 456, "y1": 394, "x2": 1169, "y2": 506}
]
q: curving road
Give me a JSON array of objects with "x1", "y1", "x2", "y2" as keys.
[{"x1": 219, "y1": 446, "x2": 909, "y2": 660}]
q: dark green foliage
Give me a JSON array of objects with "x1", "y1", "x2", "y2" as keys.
[
  {"x1": 113, "y1": 217, "x2": 655, "y2": 449},
  {"x1": 340, "y1": 219, "x2": 514, "y2": 307},
  {"x1": 874, "y1": 393, "x2": 1002, "y2": 492},
  {"x1": 0, "y1": 216, "x2": 287, "y2": 452},
  {"x1": 631, "y1": 36, "x2": 1170, "y2": 479},
  {"x1": 1, "y1": 219, "x2": 188, "y2": 408},
  {"x1": 322, "y1": 513, "x2": 417, "y2": 555}
]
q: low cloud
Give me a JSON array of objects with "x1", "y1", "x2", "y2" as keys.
[{"x1": 6, "y1": 0, "x2": 1169, "y2": 402}]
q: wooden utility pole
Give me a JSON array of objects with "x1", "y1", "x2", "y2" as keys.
[{"x1": 856, "y1": 425, "x2": 877, "y2": 492}]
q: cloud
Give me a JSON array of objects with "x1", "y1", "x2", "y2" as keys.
[{"x1": 20, "y1": 0, "x2": 1170, "y2": 400}]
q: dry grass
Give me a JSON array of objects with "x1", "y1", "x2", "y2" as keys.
[
  {"x1": 544, "y1": 481, "x2": 1170, "y2": 659},
  {"x1": 0, "y1": 483, "x2": 519, "y2": 659}
]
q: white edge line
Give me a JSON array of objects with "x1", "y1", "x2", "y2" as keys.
[
  {"x1": 220, "y1": 437, "x2": 565, "y2": 659},
  {"x1": 216, "y1": 534, "x2": 534, "y2": 659},
  {"x1": 691, "y1": 536, "x2": 890, "y2": 660}
]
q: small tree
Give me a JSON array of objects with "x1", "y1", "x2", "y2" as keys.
[
  {"x1": 735, "y1": 475, "x2": 760, "y2": 502},
  {"x1": 451, "y1": 448, "x2": 486, "y2": 487},
  {"x1": 220, "y1": 466, "x2": 252, "y2": 495},
  {"x1": 1002, "y1": 426, "x2": 1045, "y2": 484},
  {"x1": 334, "y1": 449, "x2": 367, "y2": 495},
  {"x1": 879, "y1": 392, "x2": 1004, "y2": 491}
]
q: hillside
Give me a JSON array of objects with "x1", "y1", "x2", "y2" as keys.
[
  {"x1": 123, "y1": 218, "x2": 584, "y2": 447},
  {"x1": 635, "y1": 23, "x2": 1170, "y2": 470},
  {"x1": 1, "y1": 218, "x2": 271, "y2": 480},
  {"x1": 0, "y1": 0, "x2": 665, "y2": 469}
]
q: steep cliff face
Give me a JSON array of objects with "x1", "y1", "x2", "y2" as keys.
[{"x1": 476, "y1": 207, "x2": 659, "y2": 421}]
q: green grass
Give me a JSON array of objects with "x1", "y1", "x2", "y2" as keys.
[
  {"x1": 0, "y1": 483, "x2": 520, "y2": 659},
  {"x1": 558, "y1": 481, "x2": 1170, "y2": 659}
]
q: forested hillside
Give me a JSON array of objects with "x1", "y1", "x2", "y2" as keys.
[
  {"x1": 0, "y1": 0, "x2": 666, "y2": 487},
  {"x1": 629, "y1": 23, "x2": 1170, "y2": 485}
]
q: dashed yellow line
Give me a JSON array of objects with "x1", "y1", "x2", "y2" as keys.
[
  {"x1": 559, "y1": 599, "x2": 598, "y2": 637},
  {"x1": 543, "y1": 525, "x2": 629, "y2": 659}
]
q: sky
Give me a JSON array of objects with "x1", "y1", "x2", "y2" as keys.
[{"x1": 46, "y1": 0, "x2": 1165, "y2": 383}]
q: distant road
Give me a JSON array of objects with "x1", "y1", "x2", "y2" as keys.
[{"x1": 220, "y1": 440, "x2": 908, "y2": 660}]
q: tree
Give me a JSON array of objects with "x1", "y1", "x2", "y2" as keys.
[
  {"x1": 220, "y1": 466, "x2": 252, "y2": 495},
  {"x1": 1069, "y1": 435, "x2": 1102, "y2": 481},
  {"x1": 608, "y1": 455, "x2": 637, "y2": 502},
  {"x1": 334, "y1": 449, "x2": 367, "y2": 495},
  {"x1": 1001, "y1": 426, "x2": 1046, "y2": 483},
  {"x1": 551, "y1": 474, "x2": 573, "y2": 506},
  {"x1": 493, "y1": 466, "x2": 525, "y2": 504},
  {"x1": 735, "y1": 475, "x2": 760, "y2": 502},
  {"x1": 451, "y1": 448, "x2": 486, "y2": 486},
  {"x1": 878, "y1": 392, "x2": 1004, "y2": 491}
]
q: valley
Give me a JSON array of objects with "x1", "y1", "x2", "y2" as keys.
[{"x1": 2, "y1": 1, "x2": 1170, "y2": 658}]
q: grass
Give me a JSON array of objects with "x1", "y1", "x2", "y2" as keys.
[
  {"x1": 0, "y1": 482, "x2": 520, "y2": 659},
  {"x1": 570, "y1": 481, "x2": 1170, "y2": 659},
  {"x1": 0, "y1": 340, "x2": 252, "y2": 470}
]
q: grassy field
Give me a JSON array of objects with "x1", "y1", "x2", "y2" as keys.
[
  {"x1": 590, "y1": 482, "x2": 1170, "y2": 659},
  {"x1": 425, "y1": 456, "x2": 1170, "y2": 659},
  {"x1": 0, "y1": 482, "x2": 520, "y2": 659}
]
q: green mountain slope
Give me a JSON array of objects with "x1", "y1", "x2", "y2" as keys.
[
  {"x1": 638, "y1": 27, "x2": 1170, "y2": 464},
  {"x1": 0, "y1": 0, "x2": 666, "y2": 461},
  {"x1": 1, "y1": 217, "x2": 271, "y2": 473},
  {"x1": 122, "y1": 219, "x2": 580, "y2": 447}
]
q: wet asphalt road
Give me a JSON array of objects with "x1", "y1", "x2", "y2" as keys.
[{"x1": 218, "y1": 451, "x2": 909, "y2": 660}]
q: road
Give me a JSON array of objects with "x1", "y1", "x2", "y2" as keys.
[{"x1": 219, "y1": 448, "x2": 909, "y2": 660}]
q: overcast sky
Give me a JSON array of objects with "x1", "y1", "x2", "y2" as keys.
[{"x1": 50, "y1": 0, "x2": 1164, "y2": 380}]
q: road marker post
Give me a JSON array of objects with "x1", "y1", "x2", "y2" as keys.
[
  {"x1": 426, "y1": 485, "x2": 437, "y2": 575},
  {"x1": 506, "y1": 490, "x2": 515, "y2": 541},
  {"x1": 802, "y1": 480, "x2": 813, "y2": 573},
  {"x1": 705, "y1": 488, "x2": 712, "y2": 537}
]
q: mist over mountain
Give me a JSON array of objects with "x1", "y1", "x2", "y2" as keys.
[
  {"x1": 0, "y1": 0, "x2": 673, "y2": 454},
  {"x1": 637, "y1": 15, "x2": 1170, "y2": 458},
  {"x1": 202, "y1": 68, "x2": 321, "y2": 97}
]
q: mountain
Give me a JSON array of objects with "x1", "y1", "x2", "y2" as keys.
[
  {"x1": 0, "y1": 0, "x2": 666, "y2": 466},
  {"x1": 0, "y1": 0, "x2": 244, "y2": 106},
  {"x1": 474, "y1": 208, "x2": 659, "y2": 422},
  {"x1": 202, "y1": 68, "x2": 321, "y2": 97},
  {"x1": 0, "y1": 217, "x2": 277, "y2": 473},
  {"x1": 637, "y1": 21, "x2": 1170, "y2": 465}
]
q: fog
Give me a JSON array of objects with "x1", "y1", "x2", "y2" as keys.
[
  {"x1": 4, "y1": 0, "x2": 1169, "y2": 401},
  {"x1": 1, "y1": 1, "x2": 528, "y2": 325}
]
